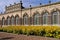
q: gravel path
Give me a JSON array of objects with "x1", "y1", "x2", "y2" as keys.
[{"x1": 0, "y1": 32, "x2": 60, "y2": 40}]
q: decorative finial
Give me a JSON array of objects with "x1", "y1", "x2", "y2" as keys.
[
  {"x1": 14, "y1": 2, "x2": 16, "y2": 4},
  {"x1": 40, "y1": 3, "x2": 42, "y2": 5},
  {"x1": 1, "y1": 12, "x2": 2, "y2": 14},
  {"x1": 30, "y1": 5, "x2": 31, "y2": 7},
  {"x1": 5, "y1": 5, "x2": 7, "y2": 8},
  {"x1": 49, "y1": 0, "x2": 51, "y2": 3},
  {"x1": 10, "y1": 4, "x2": 12, "y2": 6},
  {"x1": 20, "y1": 0, "x2": 22, "y2": 3}
]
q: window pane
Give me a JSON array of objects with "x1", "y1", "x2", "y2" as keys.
[
  {"x1": 43, "y1": 16, "x2": 46, "y2": 24},
  {"x1": 34, "y1": 13, "x2": 40, "y2": 25},
  {"x1": 59, "y1": 15, "x2": 60, "y2": 24},
  {"x1": 16, "y1": 17, "x2": 19, "y2": 25},
  {"x1": 11, "y1": 17, "x2": 14, "y2": 25},
  {"x1": 43, "y1": 13, "x2": 48, "y2": 24},
  {"x1": 23, "y1": 15, "x2": 28, "y2": 25},
  {"x1": 52, "y1": 11, "x2": 58, "y2": 24},
  {"x1": 54, "y1": 15, "x2": 57, "y2": 24},
  {"x1": 2, "y1": 18, "x2": 5, "y2": 25},
  {"x1": 7, "y1": 18, "x2": 10, "y2": 25}
]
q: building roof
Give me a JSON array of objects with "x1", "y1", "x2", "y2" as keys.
[{"x1": 0, "y1": 1, "x2": 60, "y2": 15}]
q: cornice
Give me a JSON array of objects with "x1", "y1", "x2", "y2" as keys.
[
  {"x1": 0, "y1": 2, "x2": 60, "y2": 16},
  {"x1": 22, "y1": 2, "x2": 60, "y2": 11},
  {"x1": 0, "y1": 10, "x2": 21, "y2": 16}
]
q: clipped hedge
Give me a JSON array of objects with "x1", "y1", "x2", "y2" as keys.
[{"x1": 0, "y1": 26, "x2": 60, "y2": 39}]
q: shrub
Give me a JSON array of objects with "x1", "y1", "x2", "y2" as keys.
[
  {"x1": 0, "y1": 26, "x2": 60, "y2": 39},
  {"x1": 7, "y1": 29, "x2": 13, "y2": 33},
  {"x1": 0, "y1": 27, "x2": 3, "y2": 32}
]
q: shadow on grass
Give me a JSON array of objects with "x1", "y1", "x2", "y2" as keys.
[{"x1": 0, "y1": 37, "x2": 14, "y2": 40}]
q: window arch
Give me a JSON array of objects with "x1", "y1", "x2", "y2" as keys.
[
  {"x1": 7, "y1": 16, "x2": 10, "y2": 25},
  {"x1": 43, "y1": 12, "x2": 48, "y2": 25},
  {"x1": 23, "y1": 13, "x2": 29, "y2": 25},
  {"x1": 33, "y1": 12, "x2": 40, "y2": 25},
  {"x1": 15, "y1": 15, "x2": 19, "y2": 25},
  {"x1": 11, "y1": 16, "x2": 15, "y2": 25},
  {"x1": 2, "y1": 17, "x2": 5, "y2": 25},
  {"x1": 52, "y1": 11, "x2": 59, "y2": 25}
]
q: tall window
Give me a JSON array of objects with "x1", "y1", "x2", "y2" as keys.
[
  {"x1": 33, "y1": 13, "x2": 40, "y2": 25},
  {"x1": 2, "y1": 17, "x2": 5, "y2": 25},
  {"x1": 52, "y1": 11, "x2": 59, "y2": 24},
  {"x1": 23, "y1": 13, "x2": 28, "y2": 25},
  {"x1": 7, "y1": 17, "x2": 10, "y2": 25},
  {"x1": 11, "y1": 16, "x2": 14, "y2": 25},
  {"x1": 43, "y1": 13, "x2": 48, "y2": 25},
  {"x1": 15, "y1": 16, "x2": 19, "y2": 25}
]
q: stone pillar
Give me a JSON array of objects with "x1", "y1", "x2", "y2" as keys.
[
  {"x1": 10, "y1": 19, "x2": 11, "y2": 25},
  {"x1": 0, "y1": 20, "x2": 2, "y2": 27},
  {"x1": 28, "y1": 17, "x2": 30, "y2": 25},
  {"x1": 18, "y1": 18, "x2": 20, "y2": 25},
  {"x1": 15, "y1": 18, "x2": 16, "y2": 25},
  {"x1": 32, "y1": 17, "x2": 34, "y2": 25},
  {"x1": 20, "y1": 18, "x2": 22, "y2": 25},
  {"x1": 5, "y1": 20, "x2": 6, "y2": 25},
  {"x1": 48, "y1": 14, "x2": 52, "y2": 25},
  {"x1": 40, "y1": 16, "x2": 43, "y2": 25},
  {"x1": 14, "y1": 18, "x2": 15, "y2": 25},
  {"x1": 5, "y1": 20, "x2": 7, "y2": 25},
  {"x1": 22, "y1": 18, "x2": 24, "y2": 25}
]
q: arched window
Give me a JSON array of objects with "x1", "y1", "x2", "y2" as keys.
[
  {"x1": 11, "y1": 16, "x2": 15, "y2": 25},
  {"x1": 15, "y1": 15, "x2": 19, "y2": 25},
  {"x1": 33, "y1": 13, "x2": 40, "y2": 25},
  {"x1": 2, "y1": 17, "x2": 5, "y2": 25},
  {"x1": 52, "y1": 11, "x2": 59, "y2": 24},
  {"x1": 7, "y1": 16, "x2": 10, "y2": 25},
  {"x1": 23, "y1": 13, "x2": 28, "y2": 25},
  {"x1": 43, "y1": 13, "x2": 48, "y2": 25}
]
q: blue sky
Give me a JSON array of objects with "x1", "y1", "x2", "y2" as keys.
[{"x1": 0, "y1": 0, "x2": 60, "y2": 13}]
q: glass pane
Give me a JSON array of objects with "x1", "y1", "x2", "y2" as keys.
[
  {"x1": 7, "y1": 18, "x2": 10, "y2": 25},
  {"x1": 16, "y1": 17, "x2": 19, "y2": 25},
  {"x1": 2, "y1": 19, "x2": 5, "y2": 25},
  {"x1": 43, "y1": 16, "x2": 46, "y2": 24},
  {"x1": 59, "y1": 15, "x2": 60, "y2": 24},
  {"x1": 34, "y1": 13, "x2": 40, "y2": 25},
  {"x1": 43, "y1": 13, "x2": 48, "y2": 24},
  {"x1": 54, "y1": 15, "x2": 57, "y2": 24},
  {"x1": 23, "y1": 15, "x2": 28, "y2": 25},
  {"x1": 11, "y1": 17, "x2": 14, "y2": 25}
]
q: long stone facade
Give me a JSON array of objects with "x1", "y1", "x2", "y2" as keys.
[{"x1": 0, "y1": 1, "x2": 60, "y2": 27}]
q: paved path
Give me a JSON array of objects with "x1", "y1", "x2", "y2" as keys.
[{"x1": 0, "y1": 32, "x2": 60, "y2": 40}]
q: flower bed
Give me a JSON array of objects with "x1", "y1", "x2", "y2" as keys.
[{"x1": 0, "y1": 26, "x2": 60, "y2": 39}]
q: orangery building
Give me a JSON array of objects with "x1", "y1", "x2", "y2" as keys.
[{"x1": 0, "y1": 1, "x2": 60, "y2": 27}]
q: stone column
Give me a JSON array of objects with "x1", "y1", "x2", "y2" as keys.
[
  {"x1": 4, "y1": 20, "x2": 7, "y2": 26},
  {"x1": 28, "y1": 17, "x2": 32, "y2": 25},
  {"x1": 0, "y1": 20, "x2": 2, "y2": 27},
  {"x1": 22, "y1": 18, "x2": 24, "y2": 25},
  {"x1": 20, "y1": 18, "x2": 22, "y2": 25},
  {"x1": 10, "y1": 18, "x2": 11, "y2": 25},
  {"x1": 29, "y1": 5, "x2": 32, "y2": 25},
  {"x1": 18, "y1": 18, "x2": 20, "y2": 25},
  {"x1": 13, "y1": 19, "x2": 15, "y2": 25},
  {"x1": 28, "y1": 17, "x2": 30, "y2": 25},
  {"x1": 14, "y1": 17, "x2": 16, "y2": 25},
  {"x1": 31, "y1": 17, "x2": 33, "y2": 25},
  {"x1": 48, "y1": 14, "x2": 52, "y2": 25},
  {"x1": 40, "y1": 16, "x2": 43, "y2": 25}
]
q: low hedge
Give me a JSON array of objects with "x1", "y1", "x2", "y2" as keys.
[{"x1": 0, "y1": 26, "x2": 60, "y2": 39}]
